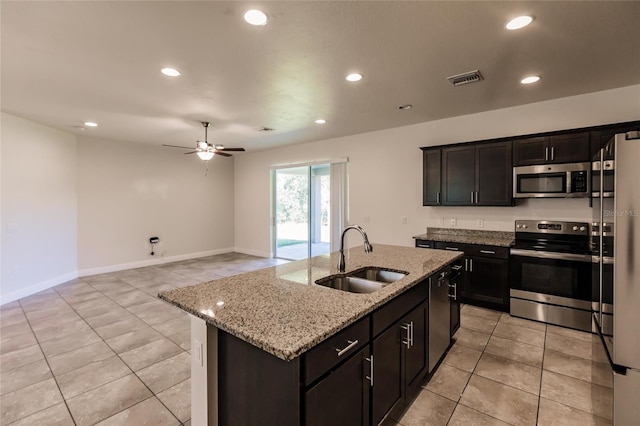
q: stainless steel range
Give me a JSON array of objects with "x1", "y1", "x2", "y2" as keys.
[{"x1": 509, "y1": 219, "x2": 594, "y2": 331}]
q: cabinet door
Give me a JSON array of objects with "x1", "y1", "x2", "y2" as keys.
[
  {"x1": 549, "y1": 132, "x2": 589, "y2": 163},
  {"x1": 476, "y1": 141, "x2": 513, "y2": 206},
  {"x1": 513, "y1": 136, "x2": 548, "y2": 166},
  {"x1": 305, "y1": 347, "x2": 370, "y2": 426},
  {"x1": 442, "y1": 145, "x2": 476, "y2": 205},
  {"x1": 423, "y1": 149, "x2": 442, "y2": 206},
  {"x1": 590, "y1": 123, "x2": 640, "y2": 160},
  {"x1": 371, "y1": 323, "x2": 402, "y2": 425},
  {"x1": 465, "y1": 256, "x2": 509, "y2": 311},
  {"x1": 403, "y1": 302, "x2": 428, "y2": 393}
]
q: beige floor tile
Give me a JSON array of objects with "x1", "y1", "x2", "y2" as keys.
[
  {"x1": 108, "y1": 290, "x2": 155, "y2": 308},
  {"x1": 460, "y1": 314, "x2": 498, "y2": 335},
  {"x1": 24, "y1": 304, "x2": 76, "y2": 323},
  {"x1": 453, "y1": 327, "x2": 491, "y2": 351},
  {"x1": 0, "y1": 310, "x2": 27, "y2": 328},
  {"x1": 119, "y1": 338, "x2": 183, "y2": 371},
  {"x1": 167, "y1": 329, "x2": 191, "y2": 351},
  {"x1": 0, "y1": 344, "x2": 44, "y2": 373},
  {"x1": 84, "y1": 308, "x2": 135, "y2": 328},
  {"x1": 57, "y1": 355, "x2": 131, "y2": 399},
  {"x1": 129, "y1": 304, "x2": 184, "y2": 326},
  {"x1": 105, "y1": 326, "x2": 164, "y2": 354},
  {"x1": 424, "y1": 364, "x2": 470, "y2": 402},
  {"x1": 492, "y1": 322, "x2": 545, "y2": 347},
  {"x1": 546, "y1": 324, "x2": 593, "y2": 342},
  {"x1": 474, "y1": 352, "x2": 542, "y2": 395},
  {"x1": 29, "y1": 310, "x2": 80, "y2": 331},
  {"x1": 0, "y1": 359, "x2": 52, "y2": 395},
  {"x1": 40, "y1": 329, "x2": 103, "y2": 358},
  {"x1": 75, "y1": 301, "x2": 123, "y2": 319},
  {"x1": 157, "y1": 379, "x2": 191, "y2": 423},
  {"x1": 461, "y1": 305, "x2": 502, "y2": 321},
  {"x1": 32, "y1": 318, "x2": 92, "y2": 343},
  {"x1": 443, "y1": 343, "x2": 483, "y2": 373},
  {"x1": 448, "y1": 404, "x2": 511, "y2": 426},
  {"x1": 94, "y1": 316, "x2": 149, "y2": 340},
  {"x1": 0, "y1": 378, "x2": 63, "y2": 424},
  {"x1": 395, "y1": 388, "x2": 456, "y2": 426},
  {"x1": 67, "y1": 373, "x2": 152, "y2": 426},
  {"x1": 545, "y1": 332, "x2": 605, "y2": 362},
  {"x1": 20, "y1": 297, "x2": 68, "y2": 314},
  {"x1": 94, "y1": 396, "x2": 180, "y2": 426},
  {"x1": 537, "y1": 397, "x2": 613, "y2": 426},
  {"x1": 459, "y1": 375, "x2": 538, "y2": 426},
  {"x1": 540, "y1": 370, "x2": 613, "y2": 420},
  {"x1": 6, "y1": 402, "x2": 74, "y2": 426},
  {"x1": 484, "y1": 335, "x2": 544, "y2": 368},
  {"x1": 47, "y1": 341, "x2": 115, "y2": 375},
  {"x1": 137, "y1": 352, "x2": 191, "y2": 393},
  {"x1": 544, "y1": 349, "x2": 613, "y2": 388},
  {"x1": 499, "y1": 312, "x2": 546, "y2": 332},
  {"x1": 0, "y1": 321, "x2": 32, "y2": 339},
  {"x1": 0, "y1": 330, "x2": 37, "y2": 355},
  {"x1": 153, "y1": 315, "x2": 191, "y2": 336}
]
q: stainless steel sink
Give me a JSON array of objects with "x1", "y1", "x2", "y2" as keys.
[
  {"x1": 348, "y1": 268, "x2": 407, "y2": 283},
  {"x1": 315, "y1": 267, "x2": 408, "y2": 294}
]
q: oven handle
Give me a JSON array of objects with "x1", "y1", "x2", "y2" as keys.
[{"x1": 510, "y1": 249, "x2": 593, "y2": 263}]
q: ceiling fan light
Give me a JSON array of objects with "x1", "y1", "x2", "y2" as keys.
[
  {"x1": 214, "y1": 144, "x2": 224, "y2": 150},
  {"x1": 197, "y1": 151, "x2": 215, "y2": 161}
]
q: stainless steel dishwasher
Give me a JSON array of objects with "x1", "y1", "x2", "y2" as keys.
[{"x1": 428, "y1": 266, "x2": 451, "y2": 373}]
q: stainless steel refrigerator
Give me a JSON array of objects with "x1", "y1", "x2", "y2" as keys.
[{"x1": 592, "y1": 131, "x2": 640, "y2": 425}]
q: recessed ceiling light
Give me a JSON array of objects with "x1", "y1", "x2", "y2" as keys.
[
  {"x1": 346, "y1": 73, "x2": 363, "y2": 82},
  {"x1": 84, "y1": 121, "x2": 98, "y2": 127},
  {"x1": 315, "y1": 119, "x2": 327, "y2": 124},
  {"x1": 506, "y1": 16, "x2": 534, "y2": 30},
  {"x1": 398, "y1": 104, "x2": 412, "y2": 110},
  {"x1": 161, "y1": 68, "x2": 181, "y2": 77},
  {"x1": 244, "y1": 9, "x2": 268, "y2": 26},
  {"x1": 521, "y1": 75, "x2": 541, "y2": 84}
]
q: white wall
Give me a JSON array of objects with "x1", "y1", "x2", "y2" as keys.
[
  {"x1": 77, "y1": 136, "x2": 235, "y2": 275},
  {"x1": 234, "y1": 85, "x2": 640, "y2": 256},
  {"x1": 1, "y1": 112, "x2": 78, "y2": 303}
]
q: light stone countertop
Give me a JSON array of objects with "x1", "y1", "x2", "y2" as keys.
[
  {"x1": 413, "y1": 227, "x2": 514, "y2": 247},
  {"x1": 159, "y1": 244, "x2": 462, "y2": 361}
]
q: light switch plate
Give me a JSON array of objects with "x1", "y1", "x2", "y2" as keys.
[{"x1": 450, "y1": 218, "x2": 457, "y2": 226}]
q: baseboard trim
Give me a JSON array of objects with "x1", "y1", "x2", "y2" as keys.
[
  {"x1": 234, "y1": 247, "x2": 272, "y2": 258},
  {"x1": 77, "y1": 247, "x2": 236, "y2": 277},
  {"x1": 0, "y1": 271, "x2": 78, "y2": 306}
]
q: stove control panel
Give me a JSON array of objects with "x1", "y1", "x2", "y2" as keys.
[{"x1": 515, "y1": 220, "x2": 590, "y2": 235}]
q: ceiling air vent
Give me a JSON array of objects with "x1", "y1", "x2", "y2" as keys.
[{"x1": 447, "y1": 70, "x2": 484, "y2": 86}]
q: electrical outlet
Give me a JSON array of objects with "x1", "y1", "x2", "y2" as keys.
[
  {"x1": 478, "y1": 219, "x2": 484, "y2": 228},
  {"x1": 438, "y1": 217, "x2": 444, "y2": 226},
  {"x1": 401, "y1": 216, "x2": 408, "y2": 224},
  {"x1": 450, "y1": 218, "x2": 457, "y2": 226},
  {"x1": 363, "y1": 216, "x2": 370, "y2": 224}
]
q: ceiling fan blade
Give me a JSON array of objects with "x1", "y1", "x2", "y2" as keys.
[
  {"x1": 218, "y1": 147, "x2": 245, "y2": 152},
  {"x1": 183, "y1": 151, "x2": 198, "y2": 154},
  {"x1": 215, "y1": 151, "x2": 232, "y2": 157},
  {"x1": 163, "y1": 144, "x2": 194, "y2": 149}
]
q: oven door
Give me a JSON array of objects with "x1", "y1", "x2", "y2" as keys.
[{"x1": 510, "y1": 249, "x2": 593, "y2": 302}]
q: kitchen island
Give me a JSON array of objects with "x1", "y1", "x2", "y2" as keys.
[{"x1": 159, "y1": 244, "x2": 462, "y2": 425}]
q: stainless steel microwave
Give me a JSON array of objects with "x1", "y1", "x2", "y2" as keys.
[{"x1": 513, "y1": 162, "x2": 590, "y2": 198}]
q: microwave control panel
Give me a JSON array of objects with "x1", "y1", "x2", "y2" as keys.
[{"x1": 571, "y1": 171, "x2": 588, "y2": 192}]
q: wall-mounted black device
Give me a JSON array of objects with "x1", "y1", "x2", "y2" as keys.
[{"x1": 149, "y1": 237, "x2": 159, "y2": 255}]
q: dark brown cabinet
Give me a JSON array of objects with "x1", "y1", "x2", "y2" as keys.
[
  {"x1": 414, "y1": 239, "x2": 435, "y2": 249},
  {"x1": 434, "y1": 242, "x2": 509, "y2": 311},
  {"x1": 442, "y1": 141, "x2": 512, "y2": 206},
  {"x1": 513, "y1": 132, "x2": 589, "y2": 166},
  {"x1": 422, "y1": 149, "x2": 442, "y2": 206},
  {"x1": 590, "y1": 122, "x2": 640, "y2": 160}
]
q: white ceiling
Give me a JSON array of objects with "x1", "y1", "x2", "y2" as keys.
[{"x1": 2, "y1": 1, "x2": 639, "y2": 152}]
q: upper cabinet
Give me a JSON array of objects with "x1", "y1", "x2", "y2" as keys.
[
  {"x1": 590, "y1": 121, "x2": 640, "y2": 160},
  {"x1": 441, "y1": 141, "x2": 513, "y2": 207},
  {"x1": 422, "y1": 149, "x2": 442, "y2": 206},
  {"x1": 513, "y1": 132, "x2": 589, "y2": 166}
]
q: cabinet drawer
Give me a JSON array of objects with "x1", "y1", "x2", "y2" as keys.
[
  {"x1": 415, "y1": 239, "x2": 435, "y2": 249},
  {"x1": 434, "y1": 242, "x2": 508, "y2": 259},
  {"x1": 433, "y1": 241, "x2": 472, "y2": 253},
  {"x1": 303, "y1": 317, "x2": 370, "y2": 386},
  {"x1": 372, "y1": 280, "x2": 428, "y2": 337}
]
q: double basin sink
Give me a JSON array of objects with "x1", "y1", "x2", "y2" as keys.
[{"x1": 315, "y1": 267, "x2": 408, "y2": 294}]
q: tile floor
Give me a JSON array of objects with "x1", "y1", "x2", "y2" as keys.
[{"x1": 0, "y1": 253, "x2": 614, "y2": 425}]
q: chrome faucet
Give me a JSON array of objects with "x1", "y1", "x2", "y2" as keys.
[{"x1": 338, "y1": 225, "x2": 373, "y2": 272}]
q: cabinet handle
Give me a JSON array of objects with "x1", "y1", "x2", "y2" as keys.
[
  {"x1": 471, "y1": 192, "x2": 474, "y2": 203},
  {"x1": 465, "y1": 258, "x2": 468, "y2": 271},
  {"x1": 335, "y1": 339, "x2": 359, "y2": 357},
  {"x1": 445, "y1": 247, "x2": 459, "y2": 251},
  {"x1": 437, "y1": 192, "x2": 441, "y2": 204},
  {"x1": 401, "y1": 324, "x2": 411, "y2": 349},
  {"x1": 470, "y1": 259, "x2": 473, "y2": 272},
  {"x1": 551, "y1": 146, "x2": 555, "y2": 161},
  {"x1": 545, "y1": 147, "x2": 549, "y2": 161},
  {"x1": 448, "y1": 283, "x2": 457, "y2": 301},
  {"x1": 365, "y1": 356, "x2": 374, "y2": 387},
  {"x1": 417, "y1": 244, "x2": 431, "y2": 248},
  {"x1": 452, "y1": 265, "x2": 463, "y2": 271},
  {"x1": 410, "y1": 321, "x2": 414, "y2": 348},
  {"x1": 480, "y1": 250, "x2": 495, "y2": 255}
]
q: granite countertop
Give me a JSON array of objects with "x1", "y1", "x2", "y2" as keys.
[
  {"x1": 159, "y1": 244, "x2": 461, "y2": 361},
  {"x1": 413, "y1": 227, "x2": 514, "y2": 247}
]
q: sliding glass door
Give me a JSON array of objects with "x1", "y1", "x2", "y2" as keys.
[{"x1": 274, "y1": 164, "x2": 331, "y2": 260}]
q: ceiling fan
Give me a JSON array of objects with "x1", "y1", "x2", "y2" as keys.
[{"x1": 163, "y1": 121, "x2": 245, "y2": 161}]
